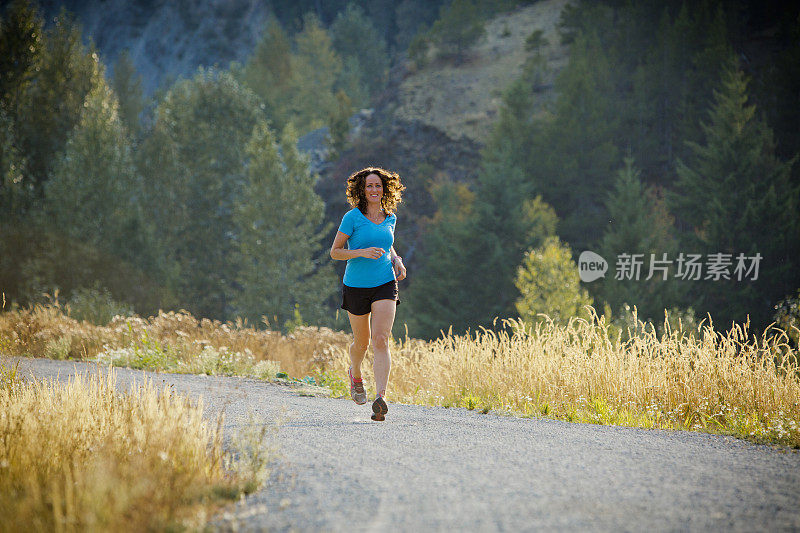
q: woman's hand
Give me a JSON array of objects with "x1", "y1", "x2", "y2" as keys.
[
  {"x1": 359, "y1": 247, "x2": 385, "y2": 259},
  {"x1": 393, "y1": 258, "x2": 407, "y2": 281}
]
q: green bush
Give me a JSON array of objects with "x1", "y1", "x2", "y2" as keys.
[
  {"x1": 774, "y1": 289, "x2": 800, "y2": 349},
  {"x1": 515, "y1": 236, "x2": 593, "y2": 325},
  {"x1": 408, "y1": 33, "x2": 430, "y2": 68},
  {"x1": 43, "y1": 336, "x2": 71, "y2": 360},
  {"x1": 94, "y1": 336, "x2": 282, "y2": 380},
  {"x1": 602, "y1": 303, "x2": 700, "y2": 343},
  {"x1": 428, "y1": 0, "x2": 486, "y2": 64},
  {"x1": 525, "y1": 29, "x2": 548, "y2": 52},
  {"x1": 66, "y1": 286, "x2": 134, "y2": 325}
]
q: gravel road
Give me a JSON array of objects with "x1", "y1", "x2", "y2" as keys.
[{"x1": 11, "y1": 357, "x2": 800, "y2": 532}]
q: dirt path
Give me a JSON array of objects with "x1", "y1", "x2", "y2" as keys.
[{"x1": 12, "y1": 357, "x2": 800, "y2": 532}]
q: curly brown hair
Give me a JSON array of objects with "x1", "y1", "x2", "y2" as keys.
[{"x1": 345, "y1": 167, "x2": 405, "y2": 215}]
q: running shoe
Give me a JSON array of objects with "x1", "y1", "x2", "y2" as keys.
[
  {"x1": 371, "y1": 395, "x2": 388, "y2": 421},
  {"x1": 348, "y1": 366, "x2": 367, "y2": 405}
]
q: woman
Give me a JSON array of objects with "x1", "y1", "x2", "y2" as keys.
[{"x1": 330, "y1": 167, "x2": 406, "y2": 421}]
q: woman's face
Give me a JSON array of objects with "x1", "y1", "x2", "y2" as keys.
[{"x1": 364, "y1": 174, "x2": 383, "y2": 207}]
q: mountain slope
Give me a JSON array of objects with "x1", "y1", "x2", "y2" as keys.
[
  {"x1": 39, "y1": 0, "x2": 272, "y2": 95},
  {"x1": 393, "y1": 0, "x2": 570, "y2": 143}
]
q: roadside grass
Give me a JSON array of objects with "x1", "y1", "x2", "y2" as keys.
[
  {"x1": 1, "y1": 300, "x2": 798, "y2": 447},
  {"x1": 0, "y1": 361, "x2": 276, "y2": 532},
  {"x1": 407, "y1": 312, "x2": 798, "y2": 447},
  {"x1": 320, "y1": 310, "x2": 800, "y2": 448},
  {"x1": 0, "y1": 298, "x2": 347, "y2": 379}
]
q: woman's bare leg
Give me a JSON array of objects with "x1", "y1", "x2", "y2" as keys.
[
  {"x1": 347, "y1": 311, "x2": 371, "y2": 379},
  {"x1": 369, "y1": 299, "x2": 396, "y2": 397}
]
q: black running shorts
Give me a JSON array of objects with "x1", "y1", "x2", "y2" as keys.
[{"x1": 341, "y1": 279, "x2": 400, "y2": 316}]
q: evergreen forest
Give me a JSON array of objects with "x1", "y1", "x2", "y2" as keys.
[{"x1": 1, "y1": 0, "x2": 798, "y2": 341}]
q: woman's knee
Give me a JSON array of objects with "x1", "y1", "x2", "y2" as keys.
[
  {"x1": 371, "y1": 331, "x2": 390, "y2": 351},
  {"x1": 351, "y1": 338, "x2": 370, "y2": 353}
]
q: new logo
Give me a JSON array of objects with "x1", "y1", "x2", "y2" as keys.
[{"x1": 579, "y1": 251, "x2": 608, "y2": 282}]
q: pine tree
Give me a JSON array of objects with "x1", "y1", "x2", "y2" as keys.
[
  {"x1": 404, "y1": 51, "x2": 560, "y2": 338},
  {"x1": 467, "y1": 150, "x2": 557, "y2": 324},
  {"x1": 394, "y1": 0, "x2": 441, "y2": 52},
  {"x1": 0, "y1": 0, "x2": 38, "y2": 215},
  {"x1": 759, "y1": 9, "x2": 800, "y2": 166},
  {"x1": 429, "y1": 0, "x2": 485, "y2": 64},
  {"x1": 330, "y1": 4, "x2": 389, "y2": 106},
  {"x1": 45, "y1": 71, "x2": 141, "y2": 263},
  {"x1": 14, "y1": 8, "x2": 96, "y2": 198},
  {"x1": 679, "y1": 2, "x2": 733, "y2": 158},
  {"x1": 241, "y1": 14, "x2": 359, "y2": 138},
  {"x1": 405, "y1": 171, "x2": 558, "y2": 339},
  {"x1": 139, "y1": 68, "x2": 267, "y2": 320},
  {"x1": 403, "y1": 179, "x2": 484, "y2": 339},
  {"x1": 535, "y1": 30, "x2": 619, "y2": 252},
  {"x1": 0, "y1": 0, "x2": 43, "y2": 114},
  {"x1": 668, "y1": 57, "x2": 800, "y2": 329},
  {"x1": 1, "y1": 3, "x2": 152, "y2": 308},
  {"x1": 40, "y1": 70, "x2": 160, "y2": 308},
  {"x1": 240, "y1": 18, "x2": 293, "y2": 131},
  {"x1": 111, "y1": 49, "x2": 144, "y2": 138},
  {"x1": 0, "y1": 109, "x2": 26, "y2": 218},
  {"x1": 597, "y1": 157, "x2": 684, "y2": 321},
  {"x1": 233, "y1": 123, "x2": 335, "y2": 329},
  {"x1": 550, "y1": 1, "x2": 731, "y2": 188},
  {"x1": 335, "y1": 55, "x2": 368, "y2": 110},
  {"x1": 328, "y1": 89, "x2": 353, "y2": 156},
  {"x1": 0, "y1": 107, "x2": 28, "y2": 306},
  {"x1": 289, "y1": 13, "x2": 342, "y2": 133},
  {"x1": 364, "y1": 0, "x2": 398, "y2": 45},
  {"x1": 277, "y1": 124, "x2": 337, "y2": 323},
  {"x1": 630, "y1": 5, "x2": 692, "y2": 182}
]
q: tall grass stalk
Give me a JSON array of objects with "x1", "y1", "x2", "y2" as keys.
[
  {"x1": 0, "y1": 301, "x2": 347, "y2": 378},
  {"x1": 0, "y1": 362, "x2": 272, "y2": 532},
  {"x1": 1, "y1": 301, "x2": 798, "y2": 446},
  {"x1": 343, "y1": 310, "x2": 798, "y2": 446}
]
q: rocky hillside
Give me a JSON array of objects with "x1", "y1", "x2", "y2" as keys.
[
  {"x1": 392, "y1": 0, "x2": 570, "y2": 144},
  {"x1": 316, "y1": 0, "x2": 570, "y2": 272},
  {"x1": 37, "y1": 0, "x2": 569, "y2": 143},
  {"x1": 36, "y1": 0, "x2": 569, "y2": 154}
]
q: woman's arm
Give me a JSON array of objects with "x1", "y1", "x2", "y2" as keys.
[
  {"x1": 390, "y1": 246, "x2": 407, "y2": 281},
  {"x1": 330, "y1": 231, "x2": 383, "y2": 261}
]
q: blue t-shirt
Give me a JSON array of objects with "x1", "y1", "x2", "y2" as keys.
[{"x1": 337, "y1": 208, "x2": 397, "y2": 288}]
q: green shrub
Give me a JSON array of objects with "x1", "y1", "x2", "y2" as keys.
[
  {"x1": 67, "y1": 286, "x2": 134, "y2": 325},
  {"x1": 43, "y1": 336, "x2": 71, "y2": 360},
  {"x1": 602, "y1": 303, "x2": 700, "y2": 343},
  {"x1": 774, "y1": 289, "x2": 800, "y2": 349},
  {"x1": 429, "y1": 0, "x2": 486, "y2": 64},
  {"x1": 525, "y1": 29, "x2": 548, "y2": 51},
  {"x1": 515, "y1": 236, "x2": 593, "y2": 325},
  {"x1": 94, "y1": 337, "x2": 282, "y2": 380},
  {"x1": 408, "y1": 33, "x2": 430, "y2": 68}
]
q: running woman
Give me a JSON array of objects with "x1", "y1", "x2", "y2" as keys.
[{"x1": 330, "y1": 167, "x2": 406, "y2": 421}]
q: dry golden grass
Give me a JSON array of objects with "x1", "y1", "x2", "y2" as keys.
[
  {"x1": 0, "y1": 361, "x2": 273, "y2": 532},
  {"x1": 0, "y1": 300, "x2": 113, "y2": 360},
  {"x1": 104, "y1": 310, "x2": 348, "y2": 378},
  {"x1": 0, "y1": 301, "x2": 349, "y2": 378},
  {"x1": 357, "y1": 310, "x2": 798, "y2": 447},
  {"x1": 1, "y1": 301, "x2": 798, "y2": 447}
]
